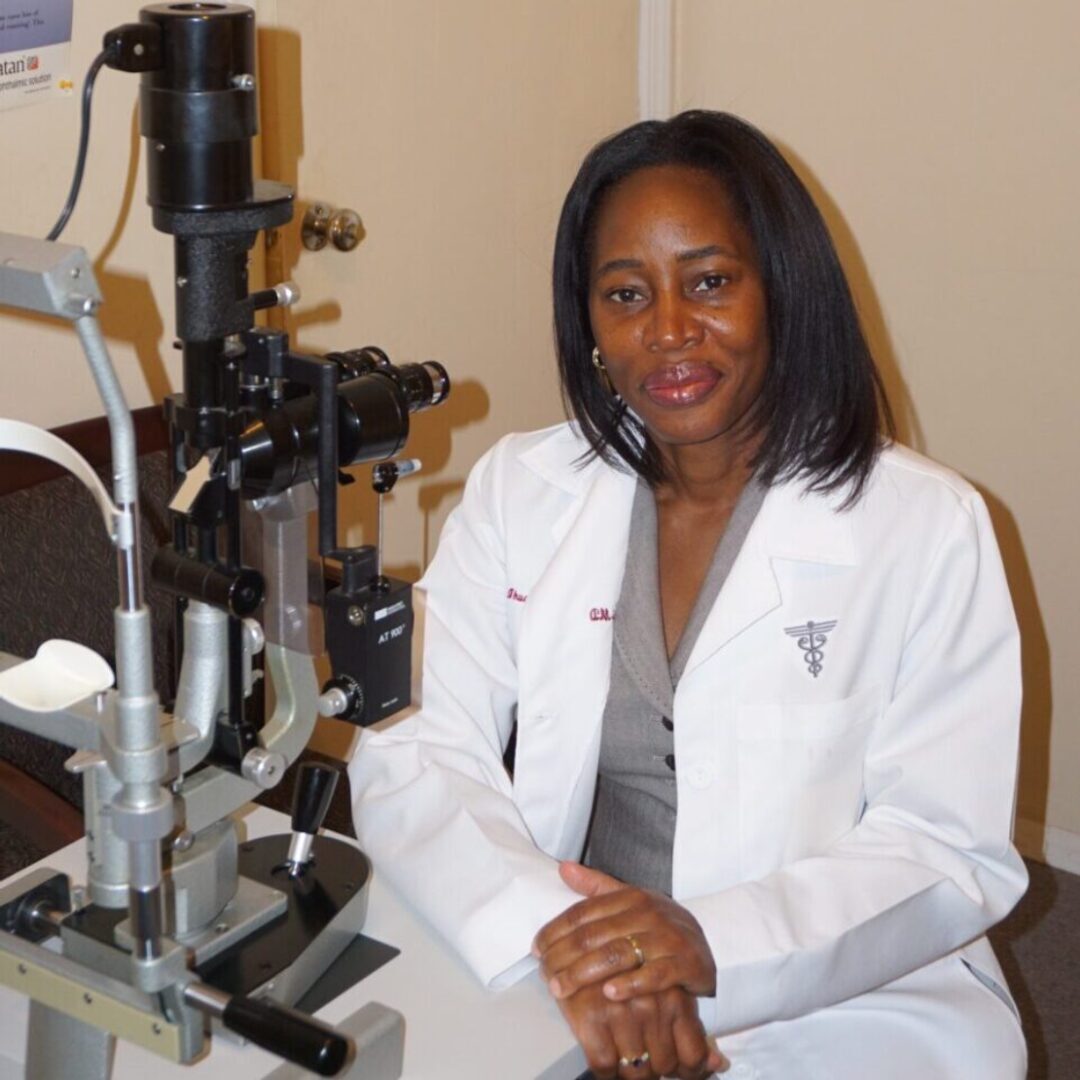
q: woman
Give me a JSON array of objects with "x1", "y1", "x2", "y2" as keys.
[{"x1": 350, "y1": 111, "x2": 1027, "y2": 1079}]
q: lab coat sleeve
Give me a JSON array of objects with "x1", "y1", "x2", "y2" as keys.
[
  {"x1": 348, "y1": 438, "x2": 581, "y2": 988},
  {"x1": 682, "y1": 491, "x2": 1027, "y2": 1036}
]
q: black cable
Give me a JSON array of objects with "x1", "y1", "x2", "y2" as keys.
[{"x1": 45, "y1": 48, "x2": 111, "y2": 242}]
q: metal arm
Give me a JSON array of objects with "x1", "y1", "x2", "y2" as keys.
[{"x1": 0, "y1": 233, "x2": 171, "y2": 973}]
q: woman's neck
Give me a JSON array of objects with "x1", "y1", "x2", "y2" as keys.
[{"x1": 653, "y1": 433, "x2": 760, "y2": 510}]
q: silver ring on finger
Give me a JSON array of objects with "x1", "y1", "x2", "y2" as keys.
[{"x1": 618, "y1": 1050, "x2": 651, "y2": 1068}]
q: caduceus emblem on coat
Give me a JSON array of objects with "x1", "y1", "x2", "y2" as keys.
[{"x1": 784, "y1": 619, "x2": 838, "y2": 678}]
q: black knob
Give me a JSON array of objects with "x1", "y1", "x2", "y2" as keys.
[
  {"x1": 291, "y1": 762, "x2": 340, "y2": 836},
  {"x1": 221, "y1": 994, "x2": 350, "y2": 1077},
  {"x1": 151, "y1": 549, "x2": 265, "y2": 616}
]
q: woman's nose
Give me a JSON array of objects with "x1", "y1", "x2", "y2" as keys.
[{"x1": 645, "y1": 290, "x2": 701, "y2": 352}]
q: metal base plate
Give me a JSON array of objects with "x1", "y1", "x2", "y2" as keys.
[
  {"x1": 195, "y1": 833, "x2": 386, "y2": 1003},
  {"x1": 115, "y1": 874, "x2": 288, "y2": 967}
]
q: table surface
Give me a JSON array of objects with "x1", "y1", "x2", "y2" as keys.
[{"x1": 0, "y1": 806, "x2": 586, "y2": 1080}]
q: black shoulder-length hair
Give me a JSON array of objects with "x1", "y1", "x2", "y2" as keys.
[{"x1": 553, "y1": 110, "x2": 894, "y2": 504}]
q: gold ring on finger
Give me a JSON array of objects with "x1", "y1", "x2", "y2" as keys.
[{"x1": 625, "y1": 934, "x2": 645, "y2": 969}]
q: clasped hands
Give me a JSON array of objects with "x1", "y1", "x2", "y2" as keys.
[{"x1": 532, "y1": 862, "x2": 727, "y2": 1079}]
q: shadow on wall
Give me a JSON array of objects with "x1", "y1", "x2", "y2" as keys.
[
  {"x1": 94, "y1": 106, "x2": 170, "y2": 405},
  {"x1": 410, "y1": 378, "x2": 490, "y2": 566},
  {"x1": 254, "y1": 25, "x2": 303, "y2": 327},
  {"x1": 323, "y1": 377, "x2": 489, "y2": 581},
  {"x1": 256, "y1": 27, "x2": 304, "y2": 193},
  {"x1": 254, "y1": 26, "x2": 491, "y2": 570},
  {"x1": 777, "y1": 142, "x2": 924, "y2": 453},
  {"x1": 977, "y1": 485, "x2": 1053, "y2": 837},
  {"x1": 0, "y1": 108, "x2": 167, "y2": 408}
]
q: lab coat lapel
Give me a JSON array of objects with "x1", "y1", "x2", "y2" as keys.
[
  {"x1": 680, "y1": 527, "x2": 781, "y2": 679},
  {"x1": 513, "y1": 460, "x2": 636, "y2": 852},
  {"x1": 681, "y1": 478, "x2": 856, "y2": 678}
]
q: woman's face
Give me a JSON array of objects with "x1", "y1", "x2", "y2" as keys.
[{"x1": 587, "y1": 164, "x2": 769, "y2": 460}]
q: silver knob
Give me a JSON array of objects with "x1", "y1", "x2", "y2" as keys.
[
  {"x1": 240, "y1": 748, "x2": 287, "y2": 790},
  {"x1": 318, "y1": 687, "x2": 350, "y2": 717}
]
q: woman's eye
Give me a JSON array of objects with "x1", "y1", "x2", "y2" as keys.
[
  {"x1": 693, "y1": 273, "x2": 729, "y2": 293},
  {"x1": 608, "y1": 286, "x2": 644, "y2": 304}
]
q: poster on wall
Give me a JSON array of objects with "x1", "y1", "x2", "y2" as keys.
[{"x1": 0, "y1": 0, "x2": 73, "y2": 112}]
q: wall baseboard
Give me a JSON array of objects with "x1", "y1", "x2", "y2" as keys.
[{"x1": 1015, "y1": 817, "x2": 1080, "y2": 877}]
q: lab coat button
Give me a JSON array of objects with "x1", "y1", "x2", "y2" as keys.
[{"x1": 686, "y1": 760, "x2": 715, "y2": 789}]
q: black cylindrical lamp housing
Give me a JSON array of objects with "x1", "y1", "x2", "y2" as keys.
[{"x1": 139, "y1": 3, "x2": 257, "y2": 211}]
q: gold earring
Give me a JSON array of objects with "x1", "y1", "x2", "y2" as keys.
[{"x1": 591, "y1": 346, "x2": 617, "y2": 396}]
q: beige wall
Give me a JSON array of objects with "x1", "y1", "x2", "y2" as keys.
[{"x1": 674, "y1": 0, "x2": 1080, "y2": 849}]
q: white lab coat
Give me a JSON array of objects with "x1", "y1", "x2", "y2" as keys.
[{"x1": 349, "y1": 422, "x2": 1028, "y2": 1079}]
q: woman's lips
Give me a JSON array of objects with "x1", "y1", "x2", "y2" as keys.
[{"x1": 641, "y1": 363, "x2": 722, "y2": 407}]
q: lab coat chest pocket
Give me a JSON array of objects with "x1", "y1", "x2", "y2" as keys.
[{"x1": 735, "y1": 684, "x2": 881, "y2": 878}]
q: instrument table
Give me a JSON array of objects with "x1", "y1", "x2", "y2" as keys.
[{"x1": 0, "y1": 806, "x2": 585, "y2": 1079}]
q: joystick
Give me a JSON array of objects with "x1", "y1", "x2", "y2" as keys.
[{"x1": 286, "y1": 762, "x2": 341, "y2": 877}]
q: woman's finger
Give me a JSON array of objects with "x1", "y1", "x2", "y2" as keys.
[
  {"x1": 599, "y1": 955, "x2": 683, "y2": 1001},
  {"x1": 559, "y1": 860, "x2": 624, "y2": 897},
  {"x1": 631, "y1": 994, "x2": 678, "y2": 1079},
  {"x1": 581, "y1": 1016, "x2": 622, "y2": 1080},
  {"x1": 533, "y1": 888, "x2": 644, "y2": 957},
  {"x1": 706, "y1": 1044, "x2": 730, "y2": 1075},
  {"x1": 607, "y1": 999, "x2": 655, "y2": 1080},
  {"x1": 567, "y1": 995, "x2": 621, "y2": 1080},
  {"x1": 540, "y1": 908, "x2": 661, "y2": 981},
  {"x1": 548, "y1": 932, "x2": 644, "y2": 997},
  {"x1": 670, "y1": 1006, "x2": 712, "y2": 1080},
  {"x1": 557, "y1": 946, "x2": 682, "y2": 1002}
]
